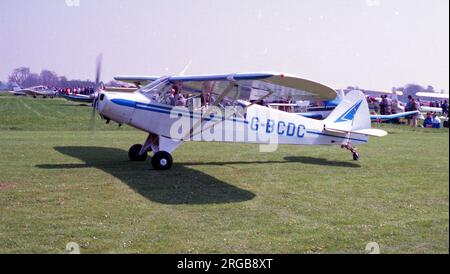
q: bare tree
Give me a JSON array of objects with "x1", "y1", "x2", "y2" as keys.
[
  {"x1": 8, "y1": 67, "x2": 31, "y2": 87},
  {"x1": 40, "y1": 70, "x2": 59, "y2": 87},
  {"x1": 7, "y1": 67, "x2": 99, "y2": 89},
  {"x1": 403, "y1": 84, "x2": 425, "y2": 100},
  {"x1": 23, "y1": 73, "x2": 40, "y2": 87}
]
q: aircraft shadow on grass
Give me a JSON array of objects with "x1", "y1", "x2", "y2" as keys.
[
  {"x1": 37, "y1": 146, "x2": 359, "y2": 205},
  {"x1": 37, "y1": 146, "x2": 256, "y2": 205},
  {"x1": 178, "y1": 156, "x2": 360, "y2": 168}
]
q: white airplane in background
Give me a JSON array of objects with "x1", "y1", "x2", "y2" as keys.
[
  {"x1": 416, "y1": 92, "x2": 449, "y2": 100},
  {"x1": 19, "y1": 85, "x2": 57, "y2": 98},
  {"x1": 269, "y1": 90, "x2": 419, "y2": 122},
  {"x1": 416, "y1": 92, "x2": 449, "y2": 115},
  {"x1": 85, "y1": 59, "x2": 387, "y2": 170}
]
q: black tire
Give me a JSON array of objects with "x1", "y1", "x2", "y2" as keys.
[
  {"x1": 353, "y1": 152, "x2": 360, "y2": 161},
  {"x1": 152, "y1": 151, "x2": 173, "y2": 170},
  {"x1": 128, "y1": 144, "x2": 148, "y2": 162}
]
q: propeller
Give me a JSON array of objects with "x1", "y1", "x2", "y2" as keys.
[{"x1": 90, "y1": 54, "x2": 103, "y2": 131}]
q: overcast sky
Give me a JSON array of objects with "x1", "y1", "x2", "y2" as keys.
[{"x1": 0, "y1": 0, "x2": 448, "y2": 91}]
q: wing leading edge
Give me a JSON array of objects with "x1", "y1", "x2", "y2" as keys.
[{"x1": 115, "y1": 72, "x2": 337, "y2": 101}]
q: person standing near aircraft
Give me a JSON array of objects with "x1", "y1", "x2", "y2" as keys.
[
  {"x1": 406, "y1": 95, "x2": 419, "y2": 127},
  {"x1": 442, "y1": 100, "x2": 448, "y2": 117},
  {"x1": 411, "y1": 97, "x2": 420, "y2": 127},
  {"x1": 384, "y1": 95, "x2": 393, "y2": 115},
  {"x1": 379, "y1": 95, "x2": 393, "y2": 123},
  {"x1": 368, "y1": 97, "x2": 377, "y2": 114},
  {"x1": 379, "y1": 95, "x2": 386, "y2": 115}
]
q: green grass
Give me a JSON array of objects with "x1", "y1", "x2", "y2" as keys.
[{"x1": 0, "y1": 95, "x2": 448, "y2": 254}]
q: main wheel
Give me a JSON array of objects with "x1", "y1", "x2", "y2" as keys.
[
  {"x1": 152, "y1": 151, "x2": 173, "y2": 170},
  {"x1": 128, "y1": 144, "x2": 148, "y2": 162},
  {"x1": 353, "y1": 151, "x2": 360, "y2": 161}
]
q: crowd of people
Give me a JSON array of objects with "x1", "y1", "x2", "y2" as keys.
[
  {"x1": 368, "y1": 94, "x2": 448, "y2": 128},
  {"x1": 56, "y1": 87, "x2": 96, "y2": 96}
]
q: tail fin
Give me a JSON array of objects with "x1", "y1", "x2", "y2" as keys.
[{"x1": 325, "y1": 90, "x2": 387, "y2": 137}]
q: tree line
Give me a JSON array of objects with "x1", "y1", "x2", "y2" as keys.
[
  {"x1": 4, "y1": 67, "x2": 447, "y2": 100},
  {"x1": 5, "y1": 67, "x2": 122, "y2": 89}
]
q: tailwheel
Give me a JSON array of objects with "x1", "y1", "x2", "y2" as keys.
[
  {"x1": 152, "y1": 151, "x2": 173, "y2": 170},
  {"x1": 128, "y1": 144, "x2": 148, "y2": 162},
  {"x1": 341, "y1": 142, "x2": 360, "y2": 161},
  {"x1": 352, "y1": 151, "x2": 360, "y2": 161}
]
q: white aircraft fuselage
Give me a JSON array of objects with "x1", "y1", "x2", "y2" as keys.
[{"x1": 97, "y1": 91, "x2": 369, "y2": 147}]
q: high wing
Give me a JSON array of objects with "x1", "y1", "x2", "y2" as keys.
[
  {"x1": 416, "y1": 92, "x2": 449, "y2": 100},
  {"x1": 114, "y1": 75, "x2": 160, "y2": 87},
  {"x1": 115, "y1": 72, "x2": 337, "y2": 102}
]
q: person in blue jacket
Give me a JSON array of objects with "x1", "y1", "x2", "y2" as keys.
[{"x1": 423, "y1": 112, "x2": 433, "y2": 128}]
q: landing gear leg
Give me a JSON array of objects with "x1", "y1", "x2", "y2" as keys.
[
  {"x1": 341, "y1": 142, "x2": 360, "y2": 161},
  {"x1": 128, "y1": 133, "x2": 157, "y2": 162},
  {"x1": 129, "y1": 133, "x2": 181, "y2": 170}
]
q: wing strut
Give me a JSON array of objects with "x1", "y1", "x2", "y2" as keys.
[{"x1": 184, "y1": 81, "x2": 236, "y2": 140}]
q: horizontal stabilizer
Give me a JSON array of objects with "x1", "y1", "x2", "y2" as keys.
[{"x1": 325, "y1": 127, "x2": 387, "y2": 137}]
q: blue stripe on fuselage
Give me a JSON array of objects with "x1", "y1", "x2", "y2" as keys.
[
  {"x1": 110, "y1": 99, "x2": 368, "y2": 143},
  {"x1": 111, "y1": 99, "x2": 248, "y2": 124}
]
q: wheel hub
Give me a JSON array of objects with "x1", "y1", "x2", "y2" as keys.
[{"x1": 160, "y1": 159, "x2": 168, "y2": 166}]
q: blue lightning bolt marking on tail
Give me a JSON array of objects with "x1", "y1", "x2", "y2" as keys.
[{"x1": 334, "y1": 100, "x2": 363, "y2": 123}]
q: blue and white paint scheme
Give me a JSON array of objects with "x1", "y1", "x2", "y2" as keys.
[
  {"x1": 61, "y1": 93, "x2": 95, "y2": 103},
  {"x1": 92, "y1": 72, "x2": 387, "y2": 170}
]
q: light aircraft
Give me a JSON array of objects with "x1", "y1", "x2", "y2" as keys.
[
  {"x1": 19, "y1": 85, "x2": 57, "y2": 98},
  {"x1": 61, "y1": 87, "x2": 137, "y2": 104},
  {"x1": 61, "y1": 93, "x2": 96, "y2": 103},
  {"x1": 416, "y1": 92, "x2": 449, "y2": 115},
  {"x1": 416, "y1": 92, "x2": 449, "y2": 100},
  {"x1": 87, "y1": 60, "x2": 387, "y2": 170}
]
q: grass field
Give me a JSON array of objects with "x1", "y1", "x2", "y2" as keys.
[{"x1": 0, "y1": 95, "x2": 448, "y2": 254}]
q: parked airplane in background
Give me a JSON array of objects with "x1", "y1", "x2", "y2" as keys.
[
  {"x1": 268, "y1": 91, "x2": 419, "y2": 122},
  {"x1": 61, "y1": 87, "x2": 137, "y2": 104},
  {"x1": 18, "y1": 85, "x2": 57, "y2": 98},
  {"x1": 416, "y1": 92, "x2": 449, "y2": 100},
  {"x1": 61, "y1": 93, "x2": 96, "y2": 104},
  {"x1": 416, "y1": 92, "x2": 449, "y2": 115}
]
